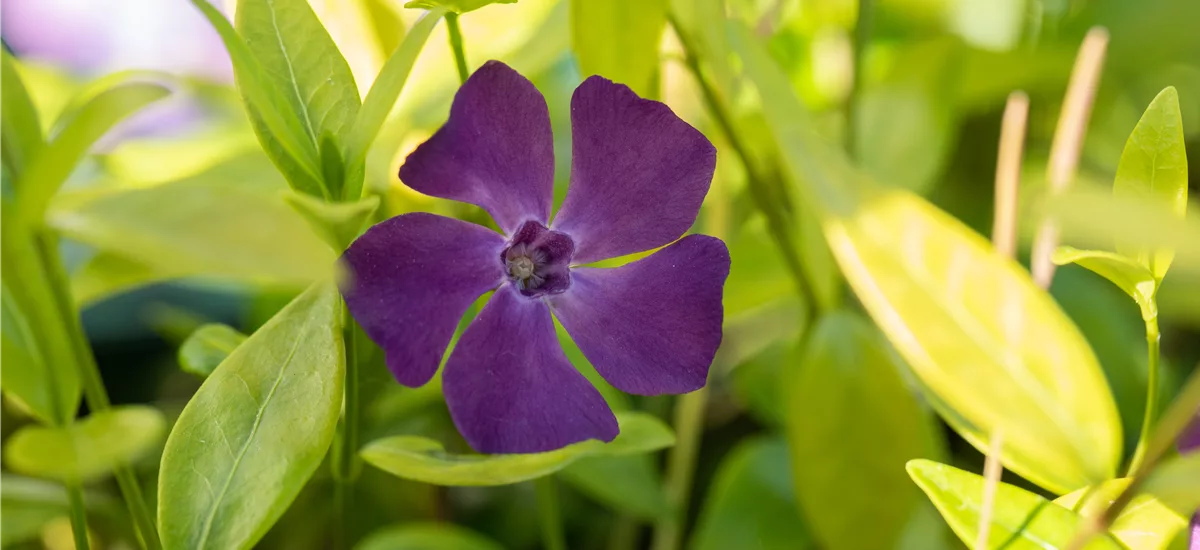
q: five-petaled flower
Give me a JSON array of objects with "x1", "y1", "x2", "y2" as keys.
[{"x1": 341, "y1": 61, "x2": 729, "y2": 454}]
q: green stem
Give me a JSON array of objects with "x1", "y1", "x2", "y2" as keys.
[
  {"x1": 334, "y1": 303, "x2": 361, "y2": 549},
  {"x1": 34, "y1": 231, "x2": 161, "y2": 550},
  {"x1": 445, "y1": 13, "x2": 469, "y2": 84},
  {"x1": 534, "y1": 476, "x2": 567, "y2": 550},
  {"x1": 1126, "y1": 314, "x2": 1160, "y2": 476},
  {"x1": 66, "y1": 482, "x2": 91, "y2": 550},
  {"x1": 650, "y1": 388, "x2": 708, "y2": 550},
  {"x1": 846, "y1": 0, "x2": 874, "y2": 159}
]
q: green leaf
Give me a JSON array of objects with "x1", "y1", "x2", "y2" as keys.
[
  {"x1": 729, "y1": 22, "x2": 1122, "y2": 494},
  {"x1": 360, "y1": 412, "x2": 673, "y2": 486},
  {"x1": 283, "y1": 191, "x2": 380, "y2": 251},
  {"x1": 571, "y1": 0, "x2": 667, "y2": 98},
  {"x1": 158, "y1": 282, "x2": 344, "y2": 550},
  {"x1": 178, "y1": 324, "x2": 248, "y2": 378},
  {"x1": 907, "y1": 459, "x2": 1125, "y2": 549},
  {"x1": 344, "y1": 7, "x2": 445, "y2": 200},
  {"x1": 70, "y1": 252, "x2": 180, "y2": 307},
  {"x1": 16, "y1": 79, "x2": 169, "y2": 222},
  {"x1": 1140, "y1": 452, "x2": 1200, "y2": 519},
  {"x1": 236, "y1": 0, "x2": 361, "y2": 200},
  {"x1": 1113, "y1": 87, "x2": 1188, "y2": 281},
  {"x1": 357, "y1": 523, "x2": 504, "y2": 550},
  {"x1": 1, "y1": 50, "x2": 45, "y2": 176},
  {"x1": 49, "y1": 162, "x2": 335, "y2": 289},
  {"x1": 1052, "y1": 246, "x2": 1158, "y2": 320},
  {"x1": 403, "y1": 0, "x2": 516, "y2": 14},
  {"x1": 189, "y1": 0, "x2": 323, "y2": 194},
  {"x1": 1055, "y1": 479, "x2": 1187, "y2": 550},
  {"x1": 787, "y1": 311, "x2": 946, "y2": 550},
  {"x1": 1, "y1": 475, "x2": 119, "y2": 548},
  {"x1": 559, "y1": 455, "x2": 671, "y2": 520},
  {"x1": 3, "y1": 406, "x2": 166, "y2": 483},
  {"x1": 691, "y1": 438, "x2": 814, "y2": 550}
]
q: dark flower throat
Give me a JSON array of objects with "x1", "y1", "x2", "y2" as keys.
[{"x1": 502, "y1": 221, "x2": 574, "y2": 297}]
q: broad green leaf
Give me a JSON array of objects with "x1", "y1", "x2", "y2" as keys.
[
  {"x1": 1056, "y1": 479, "x2": 1187, "y2": 550},
  {"x1": 16, "y1": 80, "x2": 169, "y2": 222},
  {"x1": 49, "y1": 163, "x2": 334, "y2": 288},
  {"x1": 559, "y1": 455, "x2": 671, "y2": 520},
  {"x1": 70, "y1": 252, "x2": 183, "y2": 307},
  {"x1": 178, "y1": 324, "x2": 248, "y2": 378},
  {"x1": 1114, "y1": 87, "x2": 1188, "y2": 280},
  {"x1": 357, "y1": 523, "x2": 503, "y2": 550},
  {"x1": 237, "y1": 0, "x2": 361, "y2": 199},
  {"x1": 4, "y1": 406, "x2": 166, "y2": 483},
  {"x1": 361, "y1": 412, "x2": 673, "y2": 486},
  {"x1": 403, "y1": 0, "x2": 516, "y2": 14},
  {"x1": 158, "y1": 282, "x2": 344, "y2": 550},
  {"x1": 1, "y1": 50, "x2": 45, "y2": 176},
  {"x1": 1140, "y1": 452, "x2": 1200, "y2": 519},
  {"x1": 283, "y1": 192, "x2": 380, "y2": 251},
  {"x1": 189, "y1": 0, "x2": 323, "y2": 194},
  {"x1": 344, "y1": 7, "x2": 445, "y2": 200},
  {"x1": 571, "y1": 0, "x2": 666, "y2": 98},
  {"x1": 730, "y1": 22, "x2": 1122, "y2": 493},
  {"x1": 907, "y1": 459, "x2": 1124, "y2": 549},
  {"x1": 787, "y1": 311, "x2": 945, "y2": 550},
  {"x1": 691, "y1": 438, "x2": 814, "y2": 550},
  {"x1": 1053, "y1": 246, "x2": 1158, "y2": 320}
]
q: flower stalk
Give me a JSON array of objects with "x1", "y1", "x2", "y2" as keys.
[
  {"x1": 1127, "y1": 313, "x2": 1161, "y2": 475},
  {"x1": 446, "y1": 13, "x2": 469, "y2": 84},
  {"x1": 535, "y1": 476, "x2": 567, "y2": 550},
  {"x1": 67, "y1": 482, "x2": 91, "y2": 550},
  {"x1": 333, "y1": 302, "x2": 362, "y2": 549}
]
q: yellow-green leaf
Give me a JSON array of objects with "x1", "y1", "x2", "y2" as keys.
[
  {"x1": 1055, "y1": 479, "x2": 1187, "y2": 550},
  {"x1": 357, "y1": 523, "x2": 503, "y2": 550},
  {"x1": 403, "y1": 0, "x2": 516, "y2": 14},
  {"x1": 1, "y1": 50, "x2": 44, "y2": 176},
  {"x1": 1053, "y1": 246, "x2": 1158, "y2": 320},
  {"x1": 283, "y1": 192, "x2": 380, "y2": 251},
  {"x1": 571, "y1": 0, "x2": 667, "y2": 98},
  {"x1": 178, "y1": 324, "x2": 248, "y2": 378},
  {"x1": 1140, "y1": 452, "x2": 1200, "y2": 520},
  {"x1": 4, "y1": 406, "x2": 166, "y2": 483}
]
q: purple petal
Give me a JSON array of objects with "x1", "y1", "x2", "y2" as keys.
[
  {"x1": 443, "y1": 285, "x2": 618, "y2": 454},
  {"x1": 1180, "y1": 410, "x2": 1200, "y2": 454},
  {"x1": 1190, "y1": 514, "x2": 1198, "y2": 550},
  {"x1": 548, "y1": 235, "x2": 729, "y2": 395},
  {"x1": 342, "y1": 213, "x2": 505, "y2": 387},
  {"x1": 551, "y1": 76, "x2": 716, "y2": 264},
  {"x1": 398, "y1": 61, "x2": 554, "y2": 235}
]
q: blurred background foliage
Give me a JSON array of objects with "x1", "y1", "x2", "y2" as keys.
[{"x1": 1, "y1": 0, "x2": 1198, "y2": 548}]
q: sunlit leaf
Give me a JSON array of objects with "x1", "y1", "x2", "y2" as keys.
[
  {"x1": 178, "y1": 324, "x2": 248, "y2": 378},
  {"x1": 1, "y1": 50, "x2": 45, "y2": 177},
  {"x1": 158, "y1": 282, "x2": 344, "y2": 550},
  {"x1": 1140, "y1": 452, "x2": 1200, "y2": 519},
  {"x1": 559, "y1": 455, "x2": 671, "y2": 520},
  {"x1": 691, "y1": 438, "x2": 814, "y2": 550},
  {"x1": 16, "y1": 79, "x2": 169, "y2": 222},
  {"x1": 1056, "y1": 479, "x2": 1188, "y2": 550},
  {"x1": 344, "y1": 7, "x2": 445, "y2": 200},
  {"x1": 1053, "y1": 246, "x2": 1157, "y2": 319},
  {"x1": 283, "y1": 192, "x2": 380, "y2": 251},
  {"x1": 788, "y1": 311, "x2": 946, "y2": 549},
  {"x1": 907, "y1": 459, "x2": 1125, "y2": 549},
  {"x1": 731, "y1": 21, "x2": 1122, "y2": 493},
  {"x1": 357, "y1": 523, "x2": 504, "y2": 550},
  {"x1": 360, "y1": 413, "x2": 673, "y2": 486},
  {"x1": 571, "y1": 0, "x2": 666, "y2": 98},
  {"x1": 403, "y1": 0, "x2": 516, "y2": 14},
  {"x1": 1113, "y1": 87, "x2": 1188, "y2": 280},
  {"x1": 4, "y1": 406, "x2": 166, "y2": 483}
]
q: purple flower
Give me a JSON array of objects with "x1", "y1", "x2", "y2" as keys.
[
  {"x1": 1181, "y1": 411, "x2": 1200, "y2": 550},
  {"x1": 341, "y1": 61, "x2": 728, "y2": 454}
]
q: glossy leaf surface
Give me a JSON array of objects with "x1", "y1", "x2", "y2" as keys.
[
  {"x1": 1056, "y1": 479, "x2": 1187, "y2": 550},
  {"x1": 4, "y1": 406, "x2": 166, "y2": 483},
  {"x1": 178, "y1": 324, "x2": 248, "y2": 379},
  {"x1": 1053, "y1": 246, "x2": 1158, "y2": 319}
]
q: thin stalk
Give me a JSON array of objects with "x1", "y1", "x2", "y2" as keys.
[
  {"x1": 66, "y1": 482, "x2": 91, "y2": 550},
  {"x1": 991, "y1": 92, "x2": 1029, "y2": 258},
  {"x1": 34, "y1": 231, "x2": 161, "y2": 550},
  {"x1": 975, "y1": 430, "x2": 1004, "y2": 550},
  {"x1": 534, "y1": 476, "x2": 567, "y2": 550},
  {"x1": 650, "y1": 387, "x2": 708, "y2": 550},
  {"x1": 445, "y1": 13, "x2": 469, "y2": 84},
  {"x1": 333, "y1": 303, "x2": 361, "y2": 549},
  {"x1": 845, "y1": 0, "x2": 874, "y2": 158},
  {"x1": 1126, "y1": 315, "x2": 1160, "y2": 475}
]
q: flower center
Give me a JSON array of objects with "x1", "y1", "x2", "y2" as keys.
[{"x1": 501, "y1": 221, "x2": 574, "y2": 297}]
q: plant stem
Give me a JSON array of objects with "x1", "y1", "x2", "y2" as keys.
[
  {"x1": 445, "y1": 13, "x2": 469, "y2": 84},
  {"x1": 34, "y1": 231, "x2": 162, "y2": 550},
  {"x1": 534, "y1": 476, "x2": 567, "y2": 550},
  {"x1": 846, "y1": 0, "x2": 874, "y2": 159},
  {"x1": 650, "y1": 387, "x2": 708, "y2": 550},
  {"x1": 1127, "y1": 314, "x2": 1160, "y2": 475},
  {"x1": 66, "y1": 482, "x2": 91, "y2": 550},
  {"x1": 334, "y1": 303, "x2": 361, "y2": 549}
]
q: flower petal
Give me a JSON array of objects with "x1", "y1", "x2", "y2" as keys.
[
  {"x1": 398, "y1": 61, "x2": 554, "y2": 235},
  {"x1": 552, "y1": 76, "x2": 716, "y2": 263},
  {"x1": 341, "y1": 213, "x2": 505, "y2": 387},
  {"x1": 549, "y1": 235, "x2": 729, "y2": 395},
  {"x1": 443, "y1": 285, "x2": 618, "y2": 454}
]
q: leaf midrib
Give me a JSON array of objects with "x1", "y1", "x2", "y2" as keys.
[
  {"x1": 265, "y1": 0, "x2": 319, "y2": 148},
  {"x1": 192, "y1": 312, "x2": 311, "y2": 549}
]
